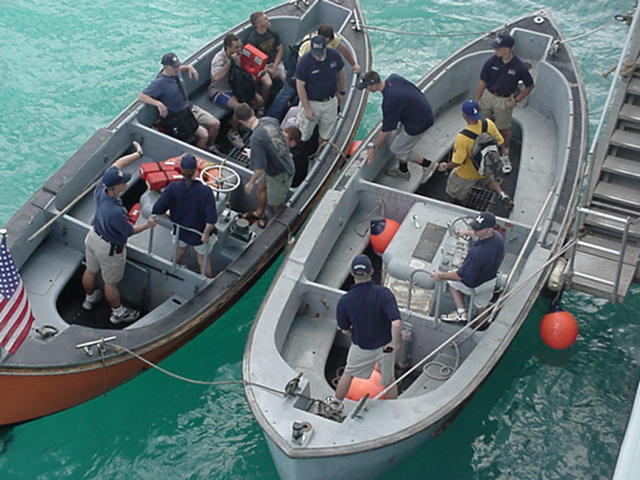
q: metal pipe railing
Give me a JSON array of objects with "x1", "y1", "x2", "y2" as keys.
[
  {"x1": 367, "y1": 239, "x2": 578, "y2": 404},
  {"x1": 505, "y1": 189, "x2": 555, "y2": 291}
]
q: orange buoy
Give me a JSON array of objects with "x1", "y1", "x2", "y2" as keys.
[
  {"x1": 346, "y1": 140, "x2": 363, "y2": 157},
  {"x1": 539, "y1": 306, "x2": 579, "y2": 349},
  {"x1": 346, "y1": 369, "x2": 385, "y2": 401},
  {"x1": 370, "y1": 218, "x2": 400, "y2": 255}
]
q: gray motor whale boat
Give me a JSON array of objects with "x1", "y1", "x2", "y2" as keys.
[
  {"x1": 244, "y1": 9, "x2": 587, "y2": 480},
  {"x1": 0, "y1": 0, "x2": 370, "y2": 426}
]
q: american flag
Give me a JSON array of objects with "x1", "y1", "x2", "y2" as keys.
[{"x1": 0, "y1": 233, "x2": 35, "y2": 355}]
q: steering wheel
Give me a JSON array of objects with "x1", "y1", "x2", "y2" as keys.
[
  {"x1": 200, "y1": 165, "x2": 241, "y2": 193},
  {"x1": 446, "y1": 215, "x2": 475, "y2": 238}
]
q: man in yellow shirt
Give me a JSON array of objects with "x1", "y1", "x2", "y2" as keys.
[
  {"x1": 297, "y1": 24, "x2": 360, "y2": 73},
  {"x1": 437, "y1": 100, "x2": 512, "y2": 208}
]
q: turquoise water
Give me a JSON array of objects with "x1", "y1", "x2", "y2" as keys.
[{"x1": 1, "y1": 0, "x2": 640, "y2": 478}]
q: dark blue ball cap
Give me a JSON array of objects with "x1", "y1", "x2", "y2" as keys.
[
  {"x1": 310, "y1": 35, "x2": 327, "y2": 55},
  {"x1": 470, "y1": 211, "x2": 496, "y2": 231},
  {"x1": 102, "y1": 166, "x2": 131, "y2": 188},
  {"x1": 491, "y1": 33, "x2": 515, "y2": 49},
  {"x1": 351, "y1": 254, "x2": 373, "y2": 276},
  {"x1": 462, "y1": 99, "x2": 483, "y2": 121},
  {"x1": 180, "y1": 152, "x2": 197, "y2": 170}
]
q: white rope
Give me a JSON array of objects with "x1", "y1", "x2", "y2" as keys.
[
  {"x1": 361, "y1": 24, "x2": 495, "y2": 38},
  {"x1": 108, "y1": 342, "x2": 287, "y2": 396},
  {"x1": 557, "y1": 18, "x2": 619, "y2": 44}
]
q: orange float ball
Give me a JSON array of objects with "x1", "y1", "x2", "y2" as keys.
[
  {"x1": 539, "y1": 307, "x2": 579, "y2": 349},
  {"x1": 370, "y1": 218, "x2": 400, "y2": 255},
  {"x1": 346, "y1": 369, "x2": 385, "y2": 401}
]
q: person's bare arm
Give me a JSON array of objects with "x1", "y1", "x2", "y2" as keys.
[
  {"x1": 473, "y1": 79, "x2": 487, "y2": 102},
  {"x1": 366, "y1": 130, "x2": 391, "y2": 165},
  {"x1": 138, "y1": 93, "x2": 167, "y2": 118},
  {"x1": 113, "y1": 141, "x2": 144, "y2": 170},
  {"x1": 337, "y1": 42, "x2": 359, "y2": 72}
]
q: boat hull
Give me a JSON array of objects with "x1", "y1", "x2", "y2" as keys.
[{"x1": 265, "y1": 421, "x2": 444, "y2": 480}]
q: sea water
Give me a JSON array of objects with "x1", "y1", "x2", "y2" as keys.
[{"x1": 1, "y1": 0, "x2": 639, "y2": 478}]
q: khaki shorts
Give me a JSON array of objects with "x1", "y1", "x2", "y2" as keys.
[
  {"x1": 192, "y1": 105, "x2": 219, "y2": 128},
  {"x1": 84, "y1": 228, "x2": 126, "y2": 284},
  {"x1": 448, "y1": 277, "x2": 497, "y2": 309},
  {"x1": 344, "y1": 343, "x2": 395, "y2": 386},
  {"x1": 266, "y1": 171, "x2": 293, "y2": 207},
  {"x1": 446, "y1": 170, "x2": 492, "y2": 202},
  {"x1": 296, "y1": 96, "x2": 338, "y2": 141},
  {"x1": 389, "y1": 126, "x2": 425, "y2": 162},
  {"x1": 479, "y1": 90, "x2": 514, "y2": 131},
  {"x1": 178, "y1": 232, "x2": 217, "y2": 255}
]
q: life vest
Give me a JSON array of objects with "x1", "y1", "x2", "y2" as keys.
[{"x1": 241, "y1": 43, "x2": 268, "y2": 81}]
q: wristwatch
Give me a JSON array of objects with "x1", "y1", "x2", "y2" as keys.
[{"x1": 339, "y1": 90, "x2": 346, "y2": 95}]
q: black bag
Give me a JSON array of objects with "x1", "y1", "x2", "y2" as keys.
[
  {"x1": 283, "y1": 38, "x2": 311, "y2": 83},
  {"x1": 161, "y1": 108, "x2": 199, "y2": 142},
  {"x1": 229, "y1": 60, "x2": 256, "y2": 103},
  {"x1": 460, "y1": 119, "x2": 502, "y2": 177}
]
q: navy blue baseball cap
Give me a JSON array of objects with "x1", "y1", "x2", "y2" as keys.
[
  {"x1": 102, "y1": 167, "x2": 131, "y2": 188},
  {"x1": 462, "y1": 100, "x2": 483, "y2": 121},
  {"x1": 180, "y1": 152, "x2": 197, "y2": 170},
  {"x1": 310, "y1": 35, "x2": 327, "y2": 55},
  {"x1": 161, "y1": 52, "x2": 181, "y2": 68},
  {"x1": 351, "y1": 254, "x2": 373, "y2": 276},
  {"x1": 491, "y1": 34, "x2": 515, "y2": 49},
  {"x1": 470, "y1": 211, "x2": 496, "y2": 231}
]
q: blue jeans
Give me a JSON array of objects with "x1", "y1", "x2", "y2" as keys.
[{"x1": 265, "y1": 83, "x2": 297, "y2": 121}]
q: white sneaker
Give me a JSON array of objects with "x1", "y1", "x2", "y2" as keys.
[
  {"x1": 110, "y1": 307, "x2": 140, "y2": 325},
  {"x1": 440, "y1": 310, "x2": 468, "y2": 323},
  {"x1": 386, "y1": 167, "x2": 411, "y2": 180},
  {"x1": 82, "y1": 290, "x2": 103, "y2": 311},
  {"x1": 501, "y1": 154, "x2": 512, "y2": 174},
  {"x1": 227, "y1": 131, "x2": 245, "y2": 149}
]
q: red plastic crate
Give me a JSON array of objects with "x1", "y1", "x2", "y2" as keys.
[
  {"x1": 139, "y1": 162, "x2": 161, "y2": 180},
  {"x1": 145, "y1": 171, "x2": 168, "y2": 191},
  {"x1": 159, "y1": 159, "x2": 181, "y2": 173},
  {"x1": 165, "y1": 170, "x2": 184, "y2": 183},
  {"x1": 128, "y1": 203, "x2": 141, "y2": 224}
]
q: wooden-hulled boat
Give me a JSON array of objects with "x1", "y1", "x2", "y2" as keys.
[
  {"x1": 0, "y1": 0, "x2": 370, "y2": 426},
  {"x1": 244, "y1": 9, "x2": 587, "y2": 480}
]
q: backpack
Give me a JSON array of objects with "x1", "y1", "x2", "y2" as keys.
[
  {"x1": 460, "y1": 119, "x2": 502, "y2": 177},
  {"x1": 283, "y1": 38, "x2": 312, "y2": 83},
  {"x1": 229, "y1": 59, "x2": 256, "y2": 103}
]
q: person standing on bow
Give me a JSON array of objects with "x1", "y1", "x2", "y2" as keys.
[
  {"x1": 358, "y1": 71, "x2": 435, "y2": 183},
  {"x1": 335, "y1": 254, "x2": 402, "y2": 401},
  {"x1": 474, "y1": 33, "x2": 534, "y2": 174},
  {"x1": 82, "y1": 142, "x2": 156, "y2": 325}
]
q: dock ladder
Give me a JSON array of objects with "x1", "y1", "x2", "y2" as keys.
[{"x1": 567, "y1": 207, "x2": 637, "y2": 302}]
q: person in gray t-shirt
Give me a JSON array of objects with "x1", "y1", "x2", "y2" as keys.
[{"x1": 234, "y1": 103, "x2": 294, "y2": 227}]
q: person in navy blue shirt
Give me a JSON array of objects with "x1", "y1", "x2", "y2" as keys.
[
  {"x1": 335, "y1": 254, "x2": 402, "y2": 401},
  {"x1": 152, "y1": 153, "x2": 218, "y2": 278},
  {"x1": 82, "y1": 141, "x2": 157, "y2": 325},
  {"x1": 432, "y1": 211, "x2": 505, "y2": 324},
  {"x1": 358, "y1": 71, "x2": 435, "y2": 183},
  {"x1": 474, "y1": 34, "x2": 534, "y2": 174},
  {"x1": 138, "y1": 52, "x2": 220, "y2": 151},
  {"x1": 295, "y1": 35, "x2": 345, "y2": 147}
]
